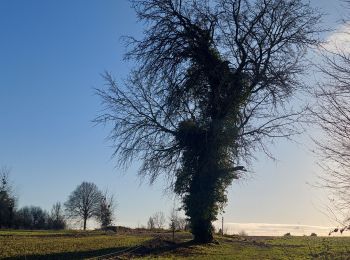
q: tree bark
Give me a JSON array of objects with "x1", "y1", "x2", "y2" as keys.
[
  {"x1": 188, "y1": 182, "x2": 215, "y2": 242},
  {"x1": 83, "y1": 218, "x2": 87, "y2": 230}
]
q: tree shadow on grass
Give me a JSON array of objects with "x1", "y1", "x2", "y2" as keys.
[
  {"x1": 130, "y1": 237, "x2": 202, "y2": 258},
  {"x1": 3, "y1": 246, "x2": 131, "y2": 260}
]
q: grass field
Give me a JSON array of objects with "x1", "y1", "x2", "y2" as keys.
[{"x1": 1, "y1": 229, "x2": 350, "y2": 259}]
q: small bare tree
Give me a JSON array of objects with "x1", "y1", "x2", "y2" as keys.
[
  {"x1": 64, "y1": 182, "x2": 102, "y2": 230},
  {"x1": 152, "y1": 211, "x2": 165, "y2": 229},
  {"x1": 168, "y1": 206, "x2": 188, "y2": 231},
  {"x1": 97, "y1": 190, "x2": 116, "y2": 229},
  {"x1": 0, "y1": 166, "x2": 16, "y2": 228},
  {"x1": 48, "y1": 202, "x2": 66, "y2": 230},
  {"x1": 169, "y1": 208, "x2": 178, "y2": 241},
  {"x1": 147, "y1": 216, "x2": 155, "y2": 230}
]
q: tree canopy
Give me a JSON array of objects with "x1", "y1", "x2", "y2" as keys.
[{"x1": 64, "y1": 182, "x2": 103, "y2": 230}]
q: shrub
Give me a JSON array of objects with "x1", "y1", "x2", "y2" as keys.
[{"x1": 238, "y1": 230, "x2": 248, "y2": 236}]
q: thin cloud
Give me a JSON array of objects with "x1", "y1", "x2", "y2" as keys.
[{"x1": 323, "y1": 22, "x2": 350, "y2": 53}]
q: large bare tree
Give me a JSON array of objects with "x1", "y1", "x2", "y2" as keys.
[
  {"x1": 64, "y1": 182, "x2": 102, "y2": 230},
  {"x1": 96, "y1": 0, "x2": 321, "y2": 242},
  {"x1": 311, "y1": 44, "x2": 350, "y2": 234}
]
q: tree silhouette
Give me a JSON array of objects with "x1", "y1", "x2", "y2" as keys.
[
  {"x1": 48, "y1": 202, "x2": 66, "y2": 230},
  {"x1": 0, "y1": 167, "x2": 16, "y2": 228},
  {"x1": 97, "y1": 191, "x2": 116, "y2": 229},
  {"x1": 64, "y1": 182, "x2": 102, "y2": 230},
  {"x1": 96, "y1": 0, "x2": 322, "y2": 242},
  {"x1": 311, "y1": 26, "x2": 350, "y2": 233}
]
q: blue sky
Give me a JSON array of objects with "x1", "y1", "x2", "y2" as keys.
[{"x1": 0, "y1": 0, "x2": 347, "y2": 232}]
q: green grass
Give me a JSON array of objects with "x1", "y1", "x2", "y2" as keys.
[
  {"x1": 0, "y1": 229, "x2": 86, "y2": 236},
  {"x1": 1, "y1": 230, "x2": 350, "y2": 259},
  {"x1": 145, "y1": 236, "x2": 350, "y2": 259},
  {"x1": 0, "y1": 229, "x2": 150, "y2": 259}
]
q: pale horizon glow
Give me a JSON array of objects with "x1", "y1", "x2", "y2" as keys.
[
  {"x1": 73, "y1": 219, "x2": 350, "y2": 237},
  {"x1": 213, "y1": 222, "x2": 349, "y2": 237}
]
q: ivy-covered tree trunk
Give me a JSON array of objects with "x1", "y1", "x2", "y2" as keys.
[
  {"x1": 185, "y1": 173, "x2": 218, "y2": 242},
  {"x1": 175, "y1": 121, "x2": 236, "y2": 242}
]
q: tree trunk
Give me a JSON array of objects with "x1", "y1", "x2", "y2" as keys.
[
  {"x1": 176, "y1": 124, "x2": 226, "y2": 243},
  {"x1": 192, "y1": 219, "x2": 213, "y2": 243},
  {"x1": 186, "y1": 172, "x2": 217, "y2": 243},
  {"x1": 83, "y1": 218, "x2": 87, "y2": 230}
]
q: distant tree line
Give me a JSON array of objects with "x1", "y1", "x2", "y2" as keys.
[
  {"x1": 14, "y1": 203, "x2": 66, "y2": 230},
  {"x1": 1, "y1": 167, "x2": 190, "y2": 232},
  {"x1": 0, "y1": 170, "x2": 65, "y2": 230},
  {"x1": 0, "y1": 168, "x2": 116, "y2": 230}
]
